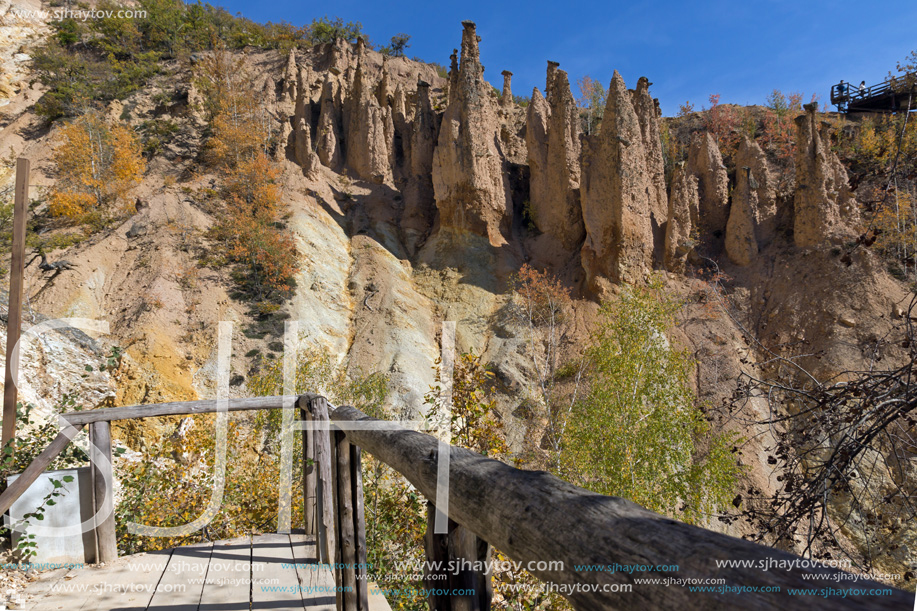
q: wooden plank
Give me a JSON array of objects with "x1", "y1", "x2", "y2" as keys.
[
  {"x1": 302, "y1": 406, "x2": 316, "y2": 536},
  {"x1": 25, "y1": 551, "x2": 169, "y2": 611},
  {"x1": 19, "y1": 567, "x2": 72, "y2": 610},
  {"x1": 307, "y1": 396, "x2": 335, "y2": 566},
  {"x1": 2, "y1": 157, "x2": 29, "y2": 449},
  {"x1": 199, "y1": 536, "x2": 252, "y2": 611},
  {"x1": 147, "y1": 541, "x2": 213, "y2": 611},
  {"x1": 351, "y1": 444, "x2": 368, "y2": 611},
  {"x1": 290, "y1": 533, "x2": 336, "y2": 611},
  {"x1": 335, "y1": 432, "x2": 356, "y2": 611},
  {"x1": 77, "y1": 549, "x2": 172, "y2": 611},
  {"x1": 60, "y1": 394, "x2": 321, "y2": 425},
  {"x1": 251, "y1": 533, "x2": 306, "y2": 610},
  {"x1": 0, "y1": 423, "x2": 83, "y2": 515},
  {"x1": 89, "y1": 421, "x2": 117, "y2": 564},
  {"x1": 366, "y1": 584, "x2": 393, "y2": 611},
  {"x1": 330, "y1": 405, "x2": 914, "y2": 611}
]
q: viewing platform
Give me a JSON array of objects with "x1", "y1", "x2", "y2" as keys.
[{"x1": 831, "y1": 74, "x2": 917, "y2": 113}]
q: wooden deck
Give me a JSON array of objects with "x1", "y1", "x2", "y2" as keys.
[{"x1": 15, "y1": 533, "x2": 392, "y2": 611}]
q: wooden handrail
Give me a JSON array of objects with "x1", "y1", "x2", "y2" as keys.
[
  {"x1": 5, "y1": 396, "x2": 914, "y2": 609},
  {"x1": 59, "y1": 394, "x2": 320, "y2": 425},
  {"x1": 329, "y1": 405, "x2": 913, "y2": 610}
]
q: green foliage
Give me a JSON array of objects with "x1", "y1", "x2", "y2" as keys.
[
  {"x1": 765, "y1": 89, "x2": 789, "y2": 116},
  {"x1": 139, "y1": 118, "x2": 180, "y2": 158},
  {"x1": 381, "y1": 33, "x2": 411, "y2": 57},
  {"x1": 430, "y1": 62, "x2": 448, "y2": 79},
  {"x1": 576, "y1": 75, "x2": 607, "y2": 135},
  {"x1": 512, "y1": 94, "x2": 531, "y2": 108},
  {"x1": 0, "y1": 398, "x2": 90, "y2": 557},
  {"x1": 307, "y1": 15, "x2": 367, "y2": 45},
  {"x1": 425, "y1": 352, "x2": 507, "y2": 457},
  {"x1": 30, "y1": 0, "x2": 325, "y2": 120},
  {"x1": 835, "y1": 114, "x2": 917, "y2": 176},
  {"x1": 561, "y1": 279, "x2": 743, "y2": 523},
  {"x1": 12, "y1": 475, "x2": 75, "y2": 559}
]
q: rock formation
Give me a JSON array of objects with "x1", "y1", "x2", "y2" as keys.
[
  {"x1": 344, "y1": 50, "x2": 394, "y2": 184},
  {"x1": 525, "y1": 69, "x2": 584, "y2": 251},
  {"x1": 448, "y1": 49, "x2": 459, "y2": 105},
  {"x1": 664, "y1": 163, "x2": 700, "y2": 273},
  {"x1": 735, "y1": 135, "x2": 777, "y2": 245},
  {"x1": 275, "y1": 119, "x2": 292, "y2": 162},
  {"x1": 294, "y1": 118, "x2": 316, "y2": 174},
  {"x1": 431, "y1": 21, "x2": 511, "y2": 245},
  {"x1": 631, "y1": 77, "x2": 668, "y2": 261},
  {"x1": 315, "y1": 74, "x2": 342, "y2": 169},
  {"x1": 580, "y1": 71, "x2": 653, "y2": 289},
  {"x1": 545, "y1": 61, "x2": 560, "y2": 102},
  {"x1": 402, "y1": 80, "x2": 438, "y2": 254},
  {"x1": 525, "y1": 88, "x2": 550, "y2": 230},
  {"x1": 793, "y1": 103, "x2": 856, "y2": 247},
  {"x1": 501, "y1": 70, "x2": 513, "y2": 106},
  {"x1": 725, "y1": 165, "x2": 759, "y2": 266},
  {"x1": 685, "y1": 131, "x2": 730, "y2": 246}
]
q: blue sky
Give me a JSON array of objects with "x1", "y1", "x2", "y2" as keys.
[{"x1": 217, "y1": 0, "x2": 916, "y2": 116}]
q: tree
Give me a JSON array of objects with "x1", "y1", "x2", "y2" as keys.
[
  {"x1": 307, "y1": 16, "x2": 366, "y2": 45},
  {"x1": 889, "y1": 49, "x2": 917, "y2": 94},
  {"x1": 49, "y1": 112, "x2": 145, "y2": 224},
  {"x1": 507, "y1": 264, "x2": 582, "y2": 471},
  {"x1": 194, "y1": 50, "x2": 299, "y2": 299},
  {"x1": 561, "y1": 279, "x2": 742, "y2": 524},
  {"x1": 382, "y1": 33, "x2": 411, "y2": 57},
  {"x1": 576, "y1": 75, "x2": 606, "y2": 135}
]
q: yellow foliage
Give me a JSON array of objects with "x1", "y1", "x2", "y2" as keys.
[
  {"x1": 871, "y1": 192, "x2": 917, "y2": 268},
  {"x1": 195, "y1": 50, "x2": 273, "y2": 167},
  {"x1": 49, "y1": 112, "x2": 145, "y2": 224}
]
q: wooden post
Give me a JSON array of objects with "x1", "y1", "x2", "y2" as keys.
[
  {"x1": 89, "y1": 421, "x2": 117, "y2": 563},
  {"x1": 2, "y1": 158, "x2": 29, "y2": 451},
  {"x1": 300, "y1": 404, "x2": 316, "y2": 535},
  {"x1": 424, "y1": 502, "x2": 450, "y2": 611},
  {"x1": 424, "y1": 503, "x2": 491, "y2": 611},
  {"x1": 450, "y1": 523, "x2": 491, "y2": 611},
  {"x1": 352, "y1": 444, "x2": 368, "y2": 611},
  {"x1": 306, "y1": 396, "x2": 335, "y2": 566},
  {"x1": 335, "y1": 431, "x2": 357, "y2": 611}
]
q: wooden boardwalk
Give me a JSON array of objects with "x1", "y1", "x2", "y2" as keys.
[{"x1": 16, "y1": 534, "x2": 392, "y2": 611}]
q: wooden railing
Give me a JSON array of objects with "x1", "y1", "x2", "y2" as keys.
[{"x1": 0, "y1": 395, "x2": 913, "y2": 610}]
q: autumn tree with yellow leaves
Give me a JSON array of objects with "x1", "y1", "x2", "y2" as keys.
[
  {"x1": 194, "y1": 49, "x2": 299, "y2": 301},
  {"x1": 49, "y1": 112, "x2": 145, "y2": 225}
]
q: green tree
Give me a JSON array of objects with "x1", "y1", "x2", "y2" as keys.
[
  {"x1": 561, "y1": 279, "x2": 742, "y2": 524},
  {"x1": 307, "y1": 16, "x2": 366, "y2": 45},
  {"x1": 382, "y1": 33, "x2": 411, "y2": 57},
  {"x1": 889, "y1": 49, "x2": 917, "y2": 93},
  {"x1": 576, "y1": 75, "x2": 607, "y2": 135}
]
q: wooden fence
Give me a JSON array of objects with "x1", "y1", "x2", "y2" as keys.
[{"x1": 0, "y1": 395, "x2": 912, "y2": 610}]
